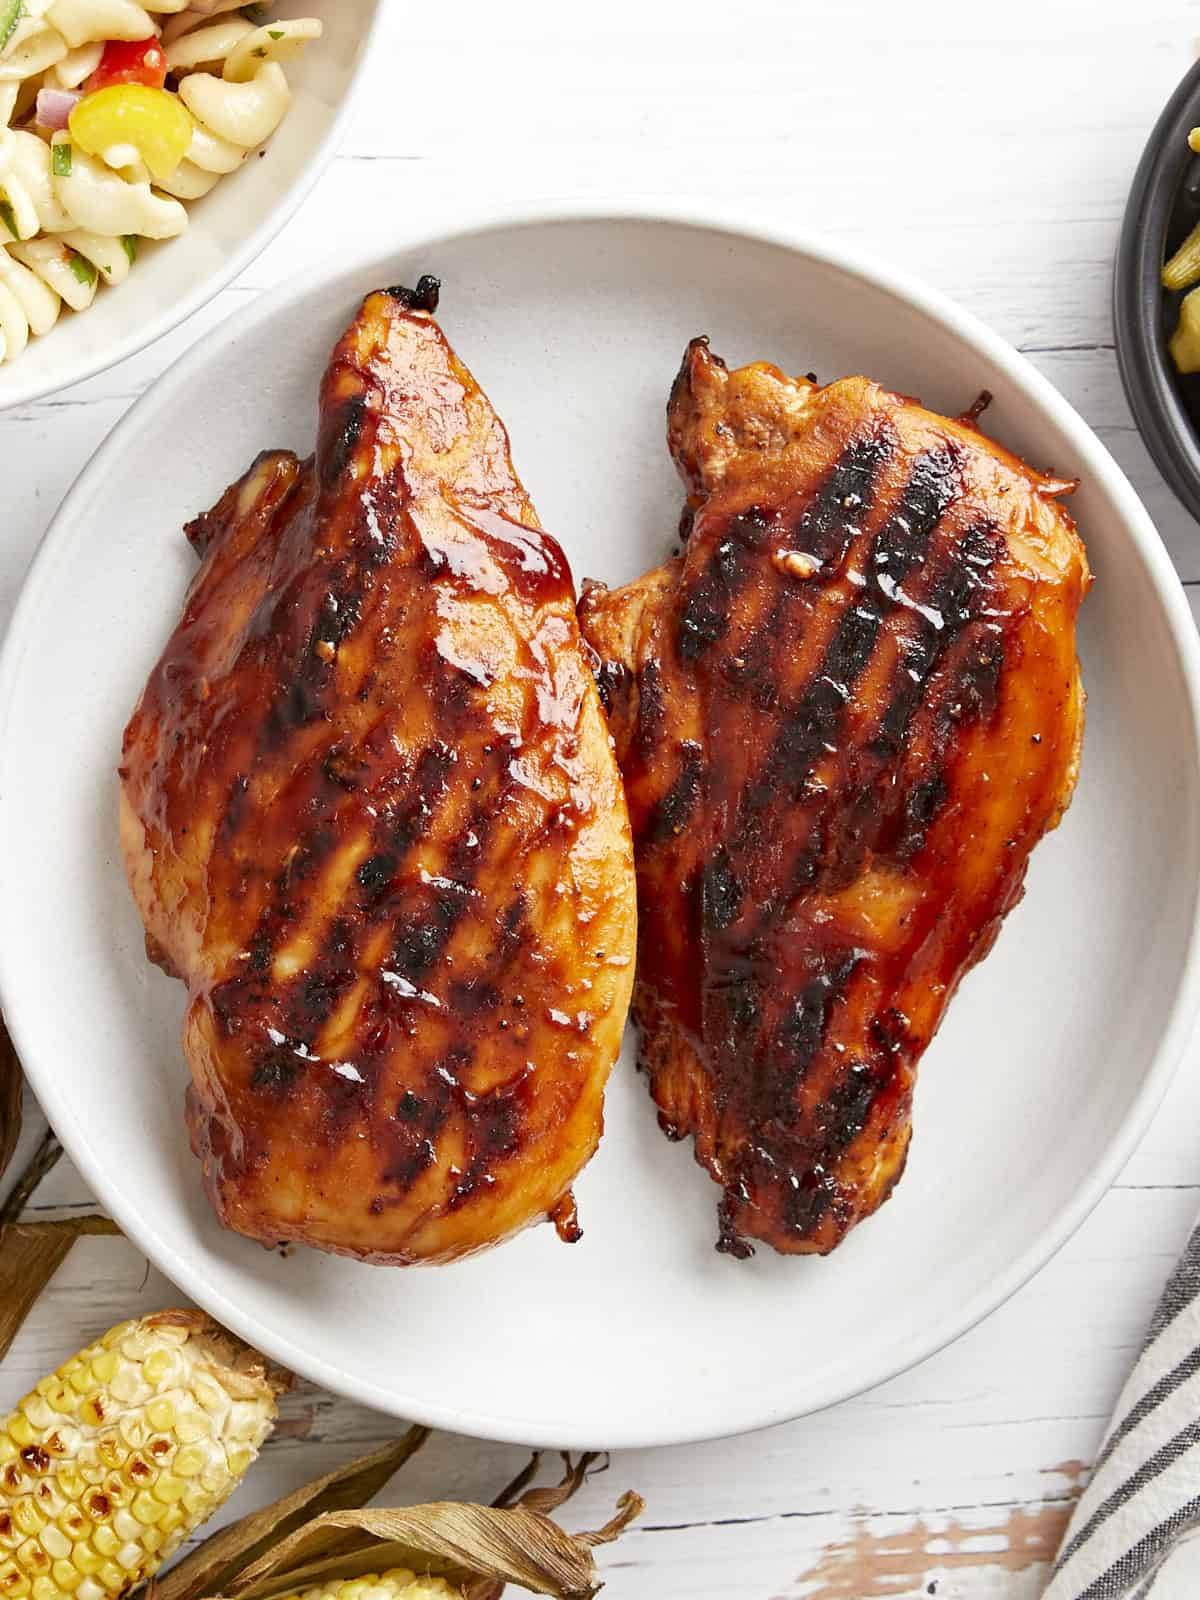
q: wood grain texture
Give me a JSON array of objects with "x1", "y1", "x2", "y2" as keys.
[{"x1": 4, "y1": 1, "x2": 1200, "y2": 1594}]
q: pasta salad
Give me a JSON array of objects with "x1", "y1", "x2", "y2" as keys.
[{"x1": 0, "y1": 1, "x2": 321, "y2": 364}]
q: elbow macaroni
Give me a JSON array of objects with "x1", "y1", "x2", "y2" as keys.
[{"x1": 0, "y1": 1, "x2": 321, "y2": 364}]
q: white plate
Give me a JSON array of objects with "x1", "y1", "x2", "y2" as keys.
[
  {"x1": 3, "y1": 202, "x2": 1200, "y2": 1449},
  {"x1": 0, "y1": 0, "x2": 383, "y2": 410}
]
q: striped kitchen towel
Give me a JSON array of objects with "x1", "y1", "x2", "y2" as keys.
[{"x1": 1045, "y1": 1216, "x2": 1200, "y2": 1599}]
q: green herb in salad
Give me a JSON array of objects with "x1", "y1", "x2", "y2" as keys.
[
  {"x1": 0, "y1": 0, "x2": 25, "y2": 54},
  {"x1": 121, "y1": 234, "x2": 138, "y2": 265},
  {"x1": 241, "y1": 3, "x2": 269, "y2": 19},
  {"x1": 0, "y1": 200, "x2": 16, "y2": 241},
  {"x1": 67, "y1": 251, "x2": 97, "y2": 288},
  {"x1": 52, "y1": 140, "x2": 72, "y2": 177}
]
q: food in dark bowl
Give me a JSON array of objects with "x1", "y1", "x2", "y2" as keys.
[{"x1": 1114, "y1": 57, "x2": 1200, "y2": 523}]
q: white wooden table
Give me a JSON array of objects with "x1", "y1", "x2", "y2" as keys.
[{"x1": 5, "y1": 3, "x2": 1200, "y2": 1594}]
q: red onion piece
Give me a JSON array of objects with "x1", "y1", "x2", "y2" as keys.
[{"x1": 35, "y1": 88, "x2": 81, "y2": 130}]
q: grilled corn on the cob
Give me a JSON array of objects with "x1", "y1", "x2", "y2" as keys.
[
  {"x1": 0, "y1": 1312, "x2": 282, "y2": 1600},
  {"x1": 289, "y1": 1572, "x2": 462, "y2": 1600}
]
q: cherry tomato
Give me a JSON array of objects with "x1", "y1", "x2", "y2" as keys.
[{"x1": 86, "y1": 37, "x2": 168, "y2": 92}]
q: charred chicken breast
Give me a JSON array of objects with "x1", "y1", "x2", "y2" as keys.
[
  {"x1": 579, "y1": 339, "x2": 1091, "y2": 1257},
  {"x1": 120, "y1": 281, "x2": 636, "y2": 1264}
]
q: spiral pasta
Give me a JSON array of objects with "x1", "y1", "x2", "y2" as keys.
[{"x1": 0, "y1": 1, "x2": 322, "y2": 365}]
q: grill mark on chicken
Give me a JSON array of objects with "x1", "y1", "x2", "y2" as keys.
[
  {"x1": 577, "y1": 346, "x2": 1090, "y2": 1257},
  {"x1": 645, "y1": 738, "x2": 704, "y2": 842},
  {"x1": 124, "y1": 287, "x2": 636, "y2": 1264},
  {"x1": 787, "y1": 431, "x2": 894, "y2": 569},
  {"x1": 755, "y1": 446, "x2": 962, "y2": 803},
  {"x1": 692, "y1": 499, "x2": 1007, "y2": 1247}
]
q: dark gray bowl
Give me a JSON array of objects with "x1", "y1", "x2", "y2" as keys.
[{"x1": 1116, "y1": 57, "x2": 1200, "y2": 524}]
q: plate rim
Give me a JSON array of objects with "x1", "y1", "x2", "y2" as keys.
[
  {"x1": 4, "y1": 196, "x2": 1200, "y2": 1449},
  {"x1": 0, "y1": 0, "x2": 387, "y2": 413}
]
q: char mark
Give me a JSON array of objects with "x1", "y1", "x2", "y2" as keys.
[
  {"x1": 819, "y1": 1059, "x2": 881, "y2": 1152},
  {"x1": 318, "y1": 393, "x2": 367, "y2": 487},
  {"x1": 786, "y1": 430, "x2": 894, "y2": 569},
  {"x1": 677, "y1": 533, "x2": 751, "y2": 661},
  {"x1": 871, "y1": 446, "x2": 960, "y2": 585},
  {"x1": 384, "y1": 274, "x2": 441, "y2": 314},
  {"x1": 645, "y1": 739, "x2": 705, "y2": 843},
  {"x1": 769, "y1": 950, "x2": 861, "y2": 1112},
  {"x1": 756, "y1": 448, "x2": 964, "y2": 803},
  {"x1": 701, "y1": 845, "x2": 744, "y2": 932}
]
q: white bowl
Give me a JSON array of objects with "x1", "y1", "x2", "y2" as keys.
[
  {"x1": 2, "y1": 201, "x2": 1199, "y2": 1449},
  {"x1": 0, "y1": 0, "x2": 383, "y2": 411}
]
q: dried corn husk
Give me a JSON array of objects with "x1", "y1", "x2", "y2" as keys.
[
  {"x1": 0, "y1": 1112, "x2": 119, "y2": 1361},
  {"x1": 156, "y1": 1445, "x2": 639, "y2": 1600},
  {"x1": 0, "y1": 1014, "x2": 20, "y2": 1184},
  {"x1": 212, "y1": 1492, "x2": 643, "y2": 1600},
  {"x1": 155, "y1": 1433, "x2": 433, "y2": 1600},
  {"x1": 0, "y1": 1214, "x2": 122, "y2": 1359}
]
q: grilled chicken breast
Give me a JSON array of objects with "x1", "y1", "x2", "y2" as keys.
[
  {"x1": 579, "y1": 339, "x2": 1091, "y2": 1257},
  {"x1": 120, "y1": 280, "x2": 636, "y2": 1264}
]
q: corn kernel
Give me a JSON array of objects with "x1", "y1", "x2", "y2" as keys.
[
  {"x1": 140, "y1": 1526, "x2": 163, "y2": 1556},
  {"x1": 111, "y1": 1511, "x2": 138, "y2": 1544},
  {"x1": 130, "y1": 1493, "x2": 165, "y2": 1527},
  {"x1": 0, "y1": 1520, "x2": 15, "y2": 1552},
  {"x1": 90, "y1": 1528, "x2": 117, "y2": 1559},
  {"x1": 0, "y1": 1564, "x2": 29, "y2": 1599},
  {"x1": 192, "y1": 1375, "x2": 225, "y2": 1416},
  {"x1": 66, "y1": 1368, "x2": 92, "y2": 1398},
  {"x1": 50, "y1": 1559, "x2": 81, "y2": 1593},
  {"x1": 94, "y1": 1438, "x2": 120, "y2": 1471},
  {"x1": 30, "y1": 1577, "x2": 57, "y2": 1600},
  {"x1": 144, "y1": 1400, "x2": 175, "y2": 1434},
  {"x1": 117, "y1": 1416, "x2": 148, "y2": 1451},
  {"x1": 89, "y1": 1354, "x2": 117, "y2": 1386},
  {"x1": 95, "y1": 1561, "x2": 124, "y2": 1594},
  {"x1": 173, "y1": 1413, "x2": 210, "y2": 1445},
  {"x1": 107, "y1": 1370, "x2": 139, "y2": 1407},
  {"x1": 55, "y1": 1468, "x2": 84, "y2": 1504},
  {"x1": 150, "y1": 1475, "x2": 183, "y2": 1507},
  {"x1": 58, "y1": 1510, "x2": 90, "y2": 1543},
  {"x1": 78, "y1": 1400, "x2": 106, "y2": 1431},
  {"x1": 14, "y1": 1541, "x2": 46, "y2": 1576},
  {"x1": 18, "y1": 1402, "x2": 51, "y2": 1435},
  {"x1": 0, "y1": 1441, "x2": 16, "y2": 1467},
  {"x1": 98, "y1": 1478, "x2": 126, "y2": 1510},
  {"x1": 12, "y1": 1502, "x2": 44, "y2": 1539},
  {"x1": 7, "y1": 1422, "x2": 33, "y2": 1451},
  {"x1": 120, "y1": 1331, "x2": 153, "y2": 1364},
  {"x1": 71, "y1": 1542, "x2": 102, "y2": 1578},
  {"x1": 226, "y1": 1447, "x2": 251, "y2": 1478},
  {"x1": 180, "y1": 1484, "x2": 208, "y2": 1516},
  {"x1": 38, "y1": 1525, "x2": 69, "y2": 1560},
  {"x1": 141, "y1": 1351, "x2": 173, "y2": 1389},
  {"x1": 171, "y1": 1446, "x2": 205, "y2": 1478},
  {"x1": 115, "y1": 1543, "x2": 142, "y2": 1573},
  {"x1": 156, "y1": 1506, "x2": 184, "y2": 1537},
  {"x1": 76, "y1": 1581, "x2": 103, "y2": 1600}
]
